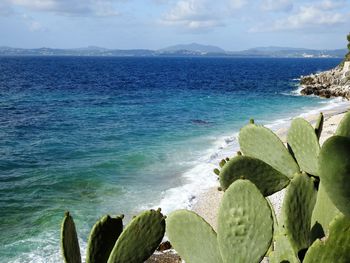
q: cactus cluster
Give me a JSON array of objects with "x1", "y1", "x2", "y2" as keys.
[
  {"x1": 60, "y1": 111, "x2": 350, "y2": 262},
  {"x1": 166, "y1": 111, "x2": 350, "y2": 262},
  {"x1": 60, "y1": 209, "x2": 165, "y2": 263}
]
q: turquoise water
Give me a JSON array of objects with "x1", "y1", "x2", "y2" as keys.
[{"x1": 0, "y1": 57, "x2": 343, "y2": 262}]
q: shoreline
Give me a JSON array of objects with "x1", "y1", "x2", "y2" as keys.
[
  {"x1": 191, "y1": 101, "x2": 350, "y2": 229},
  {"x1": 155, "y1": 96, "x2": 350, "y2": 216}
]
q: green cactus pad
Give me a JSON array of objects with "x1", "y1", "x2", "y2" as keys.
[
  {"x1": 287, "y1": 118, "x2": 320, "y2": 176},
  {"x1": 335, "y1": 110, "x2": 350, "y2": 138},
  {"x1": 318, "y1": 136, "x2": 350, "y2": 217},
  {"x1": 61, "y1": 212, "x2": 82, "y2": 263},
  {"x1": 314, "y1": 112, "x2": 324, "y2": 139},
  {"x1": 304, "y1": 214, "x2": 350, "y2": 263},
  {"x1": 239, "y1": 123, "x2": 299, "y2": 178},
  {"x1": 219, "y1": 155, "x2": 289, "y2": 196},
  {"x1": 107, "y1": 209, "x2": 165, "y2": 263},
  {"x1": 280, "y1": 173, "x2": 316, "y2": 252},
  {"x1": 86, "y1": 215, "x2": 124, "y2": 263},
  {"x1": 166, "y1": 210, "x2": 222, "y2": 263},
  {"x1": 310, "y1": 184, "x2": 340, "y2": 241},
  {"x1": 269, "y1": 234, "x2": 300, "y2": 263},
  {"x1": 217, "y1": 180, "x2": 273, "y2": 263}
]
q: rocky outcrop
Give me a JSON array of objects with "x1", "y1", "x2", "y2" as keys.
[{"x1": 300, "y1": 62, "x2": 350, "y2": 100}]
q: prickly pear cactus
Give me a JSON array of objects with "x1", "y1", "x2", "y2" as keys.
[
  {"x1": 314, "y1": 112, "x2": 324, "y2": 139},
  {"x1": 219, "y1": 155, "x2": 289, "y2": 196},
  {"x1": 86, "y1": 215, "x2": 124, "y2": 263},
  {"x1": 269, "y1": 233, "x2": 300, "y2": 263},
  {"x1": 318, "y1": 136, "x2": 350, "y2": 217},
  {"x1": 217, "y1": 179, "x2": 273, "y2": 263},
  {"x1": 335, "y1": 111, "x2": 350, "y2": 138},
  {"x1": 303, "y1": 214, "x2": 350, "y2": 263},
  {"x1": 239, "y1": 123, "x2": 299, "y2": 178},
  {"x1": 107, "y1": 209, "x2": 165, "y2": 263},
  {"x1": 166, "y1": 210, "x2": 222, "y2": 263},
  {"x1": 280, "y1": 173, "x2": 316, "y2": 252},
  {"x1": 61, "y1": 212, "x2": 82, "y2": 263},
  {"x1": 310, "y1": 184, "x2": 340, "y2": 241},
  {"x1": 287, "y1": 118, "x2": 320, "y2": 176}
]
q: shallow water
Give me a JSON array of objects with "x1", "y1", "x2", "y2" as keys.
[{"x1": 0, "y1": 56, "x2": 343, "y2": 262}]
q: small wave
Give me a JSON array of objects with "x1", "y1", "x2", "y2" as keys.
[
  {"x1": 298, "y1": 97, "x2": 350, "y2": 118},
  {"x1": 281, "y1": 85, "x2": 303, "y2": 97},
  {"x1": 154, "y1": 162, "x2": 219, "y2": 214},
  {"x1": 153, "y1": 132, "x2": 240, "y2": 214},
  {"x1": 4, "y1": 230, "x2": 88, "y2": 263}
]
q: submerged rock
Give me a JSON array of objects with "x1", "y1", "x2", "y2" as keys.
[{"x1": 299, "y1": 62, "x2": 350, "y2": 100}]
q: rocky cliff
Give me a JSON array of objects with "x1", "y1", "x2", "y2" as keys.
[{"x1": 300, "y1": 61, "x2": 350, "y2": 99}]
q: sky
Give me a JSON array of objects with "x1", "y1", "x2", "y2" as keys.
[{"x1": 0, "y1": 0, "x2": 349, "y2": 50}]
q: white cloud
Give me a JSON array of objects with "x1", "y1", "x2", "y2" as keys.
[
  {"x1": 228, "y1": 0, "x2": 247, "y2": 9},
  {"x1": 9, "y1": 0, "x2": 120, "y2": 17},
  {"x1": 21, "y1": 14, "x2": 47, "y2": 32},
  {"x1": 317, "y1": 0, "x2": 347, "y2": 10},
  {"x1": 161, "y1": 0, "x2": 247, "y2": 31},
  {"x1": 0, "y1": 0, "x2": 14, "y2": 16},
  {"x1": 251, "y1": 1, "x2": 348, "y2": 32},
  {"x1": 261, "y1": 0, "x2": 293, "y2": 12}
]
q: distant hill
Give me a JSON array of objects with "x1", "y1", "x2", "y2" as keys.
[
  {"x1": 0, "y1": 45, "x2": 347, "y2": 58},
  {"x1": 158, "y1": 43, "x2": 226, "y2": 54},
  {"x1": 0, "y1": 46, "x2": 155, "y2": 57}
]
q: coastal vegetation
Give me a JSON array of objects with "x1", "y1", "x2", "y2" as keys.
[
  {"x1": 346, "y1": 32, "x2": 350, "y2": 61},
  {"x1": 61, "y1": 111, "x2": 350, "y2": 262}
]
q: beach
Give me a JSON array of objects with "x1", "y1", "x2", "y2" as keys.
[{"x1": 192, "y1": 102, "x2": 350, "y2": 230}]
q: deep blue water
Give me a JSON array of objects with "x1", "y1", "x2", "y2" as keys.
[{"x1": 0, "y1": 57, "x2": 341, "y2": 262}]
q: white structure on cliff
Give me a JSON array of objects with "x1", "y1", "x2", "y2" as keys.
[{"x1": 343, "y1": 61, "x2": 350, "y2": 73}]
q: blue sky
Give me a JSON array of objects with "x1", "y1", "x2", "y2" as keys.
[{"x1": 0, "y1": 0, "x2": 349, "y2": 50}]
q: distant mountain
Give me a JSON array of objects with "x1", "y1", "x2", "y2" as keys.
[
  {"x1": 0, "y1": 45, "x2": 347, "y2": 58},
  {"x1": 159, "y1": 43, "x2": 225, "y2": 54}
]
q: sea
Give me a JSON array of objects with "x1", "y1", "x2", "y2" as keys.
[{"x1": 0, "y1": 56, "x2": 348, "y2": 262}]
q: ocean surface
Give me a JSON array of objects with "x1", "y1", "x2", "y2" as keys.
[{"x1": 0, "y1": 56, "x2": 345, "y2": 262}]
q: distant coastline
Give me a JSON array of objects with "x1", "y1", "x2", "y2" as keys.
[{"x1": 0, "y1": 44, "x2": 347, "y2": 58}]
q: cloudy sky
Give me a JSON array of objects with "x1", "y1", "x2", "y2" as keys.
[{"x1": 0, "y1": 0, "x2": 349, "y2": 50}]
